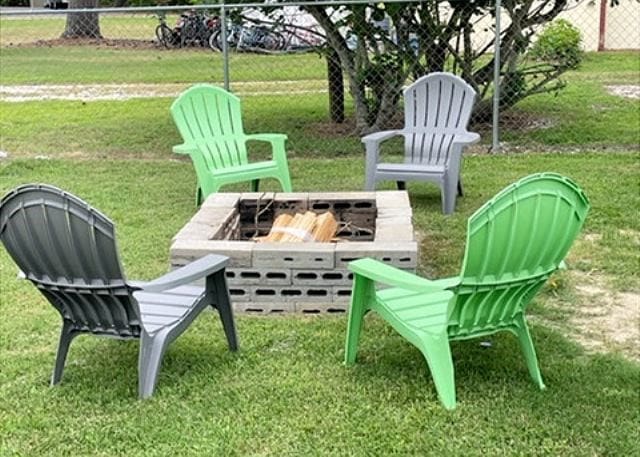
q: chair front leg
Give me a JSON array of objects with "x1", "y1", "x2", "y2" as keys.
[
  {"x1": 344, "y1": 274, "x2": 374, "y2": 365},
  {"x1": 443, "y1": 147, "x2": 463, "y2": 214},
  {"x1": 208, "y1": 271, "x2": 238, "y2": 352},
  {"x1": 138, "y1": 328, "x2": 170, "y2": 399},
  {"x1": 270, "y1": 139, "x2": 293, "y2": 192},
  {"x1": 513, "y1": 313, "x2": 545, "y2": 390},
  {"x1": 51, "y1": 319, "x2": 79, "y2": 386},
  {"x1": 417, "y1": 332, "x2": 456, "y2": 410},
  {"x1": 442, "y1": 173, "x2": 458, "y2": 215},
  {"x1": 364, "y1": 142, "x2": 380, "y2": 191}
]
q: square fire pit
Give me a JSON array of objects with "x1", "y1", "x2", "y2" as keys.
[{"x1": 170, "y1": 191, "x2": 418, "y2": 314}]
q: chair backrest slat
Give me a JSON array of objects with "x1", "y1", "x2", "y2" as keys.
[
  {"x1": 0, "y1": 184, "x2": 141, "y2": 337},
  {"x1": 171, "y1": 84, "x2": 249, "y2": 169},
  {"x1": 403, "y1": 73, "x2": 476, "y2": 165},
  {"x1": 448, "y1": 173, "x2": 590, "y2": 337}
]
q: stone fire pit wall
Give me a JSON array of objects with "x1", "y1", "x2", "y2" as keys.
[{"x1": 169, "y1": 191, "x2": 418, "y2": 314}]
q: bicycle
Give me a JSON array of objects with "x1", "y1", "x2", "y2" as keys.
[
  {"x1": 156, "y1": 11, "x2": 220, "y2": 49},
  {"x1": 209, "y1": 21, "x2": 285, "y2": 53},
  {"x1": 279, "y1": 22, "x2": 325, "y2": 53},
  {"x1": 180, "y1": 10, "x2": 220, "y2": 48},
  {"x1": 155, "y1": 14, "x2": 179, "y2": 48}
]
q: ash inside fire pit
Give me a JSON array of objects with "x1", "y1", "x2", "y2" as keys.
[{"x1": 170, "y1": 192, "x2": 418, "y2": 314}]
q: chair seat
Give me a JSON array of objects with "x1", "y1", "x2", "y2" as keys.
[
  {"x1": 376, "y1": 287, "x2": 450, "y2": 334},
  {"x1": 133, "y1": 284, "x2": 204, "y2": 334},
  {"x1": 377, "y1": 163, "x2": 446, "y2": 176},
  {"x1": 211, "y1": 160, "x2": 278, "y2": 177}
]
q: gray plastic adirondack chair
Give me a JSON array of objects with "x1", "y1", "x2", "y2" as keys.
[
  {"x1": 363, "y1": 72, "x2": 480, "y2": 214},
  {"x1": 0, "y1": 184, "x2": 238, "y2": 399}
]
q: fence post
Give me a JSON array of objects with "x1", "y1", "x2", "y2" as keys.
[
  {"x1": 598, "y1": 0, "x2": 607, "y2": 51},
  {"x1": 221, "y1": 3, "x2": 230, "y2": 91},
  {"x1": 492, "y1": 0, "x2": 502, "y2": 153}
]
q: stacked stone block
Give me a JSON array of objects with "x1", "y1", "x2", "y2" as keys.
[{"x1": 170, "y1": 191, "x2": 418, "y2": 314}]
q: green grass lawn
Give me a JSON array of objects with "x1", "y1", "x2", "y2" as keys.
[
  {"x1": 0, "y1": 45, "x2": 326, "y2": 85},
  {"x1": 0, "y1": 46, "x2": 637, "y2": 156},
  {"x1": 0, "y1": 94, "x2": 358, "y2": 159},
  {"x1": 1, "y1": 152, "x2": 638, "y2": 455},
  {"x1": 507, "y1": 52, "x2": 640, "y2": 147},
  {"x1": 0, "y1": 14, "x2": 160, "y2": 44},
  {"x1": 0, "y1": 13, "x2": 638, "y2": 455},
  {"x1": 0, "y1": 51, "x2": 636, "y2": 160}
]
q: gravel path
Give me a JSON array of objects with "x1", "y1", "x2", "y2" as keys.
[
  {"x1": 0, "y1": 81, "x2": 326, "y2": 102},
  {"x1": 3, "y1": 83, "x2": 637, "y2": 102}
]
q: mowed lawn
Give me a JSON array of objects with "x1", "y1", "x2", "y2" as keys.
[
  {"x1": 0, "y1": 15, "x2": 639, "y2": 455},
  {"x1": 0, "y1": 29, "x2": 637, "y2": 154},
  {"x1": 1, "y1": 152, "x2": 638, "y2": 455}
]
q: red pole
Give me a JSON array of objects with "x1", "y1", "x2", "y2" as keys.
[{"x1": 598, "y1": 0, "x2": 607, "y2": 51}]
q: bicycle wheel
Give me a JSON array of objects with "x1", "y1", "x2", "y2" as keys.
[
  {"x1": 181, "y1": 19, "x2": 199, "y2": 47},
  {"x1": 180, "y1": 27, "x2": 192, "y2": 47},
  {"x1": 209, "y1": 30, "x2": 225, "y2": 51},
  {"x1": 265, "y1": 31, "x2": 285, "y2": 51},
  {"x1": 155, "y1": 24, "x2": 174, "y2": 48}
]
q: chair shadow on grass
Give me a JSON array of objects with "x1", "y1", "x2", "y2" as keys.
[
  {"x1": 341, "y1": 314, "x2": 638, "y2": 411},
  {"x1": 47, "y1": 319, "x2": 238, "y2": 402},
  {"x1": 32, "y1": 304, "x2": 638, "y2": 417}
]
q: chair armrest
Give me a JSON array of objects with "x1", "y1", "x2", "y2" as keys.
[
  {"x1": 451, "y1": 132, "x2": 481, "y2": 146},
  {"x1": 361, "y1": 130, "x2": 403, "y2": 146},
  {"x1": 141, "y1": 254, "x2": 229, "y2": 293},
  {"x1": 244, "y1": 133, "x2": 288, "y2": 163},
  {"x1": 172, "y1": 143, "x2": 199, "y2": 155},
  {"x1": 244, "y1": 133, "x2": 288, "y2": 144},
  {"x1": 362, "y1": 131, "x2": 403, "y2": 183},
  {"x1": 348, "y1": 258, "x2": 460, "y2": 292}
]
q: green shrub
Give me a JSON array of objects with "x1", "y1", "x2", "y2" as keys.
[{"x1": 530, "y1": 19, "x2": 583, "y2": 68}]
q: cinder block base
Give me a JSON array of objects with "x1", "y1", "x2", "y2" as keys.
[
  {"x1": 295, "y1": 302, "x2": 348, "y2": 314},
  {"x1": 170, "y1": 191, "x2": 418, "y2": 313},
  {"x1": 233, "y1": 302, "x2": 295, "y2": 314}
]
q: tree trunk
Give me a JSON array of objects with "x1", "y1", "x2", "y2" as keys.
[
  {"x1": 306, "y1": 6, "x2": 370, "y2": 132},
  {"x1": 62, "y1": 0, "x2": 101, "y2": 39},
  {"x1": 471, "y1": 98, "x2": 495, "y2": 124},
  {"x1": 327, "y1": 51, "x2": 345, "y2": 123}
]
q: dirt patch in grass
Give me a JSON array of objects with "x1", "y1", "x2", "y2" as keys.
[
  {"x1": 550, "y1": 271, "x2": 640, "y2": 361},
  {"x1": 9, "y1": 38, "x2": 161, "y2": 50},
  {"x1": 480, "y1": 110, "x2": 558, "y2": 133},
  {"x1": 605, "y1": 85, "x2": 640, "y2": 100},
  {"x1": 0, "y1": 80, "x2": 325, "y2": 102},
  {"x1": 305, "y1": 118, "x2": 359, "y2": 137},
  {"x1": 0, "y1": 83, "x2": 188, "y2": 102}
]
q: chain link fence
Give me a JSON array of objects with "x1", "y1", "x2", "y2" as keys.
[{"x1": 0, "y1": 0, "x2": 638, "y2": 159}]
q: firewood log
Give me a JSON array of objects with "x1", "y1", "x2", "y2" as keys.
[
  {"x1": 312, "y1": 212, "x2": 338, "y2": 242},
  {"x1": 260, "y1": 210, "x2": 339, "y2": 243},
  {"x1": 262, "y1": 213, "x2": 293, "y2": 242}
]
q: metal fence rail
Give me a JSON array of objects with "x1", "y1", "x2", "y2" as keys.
[{"x1": 1, "y1": 0, "x2": 638, "y2": 159}]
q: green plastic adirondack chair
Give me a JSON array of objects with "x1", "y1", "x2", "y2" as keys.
[
  {"x1": 345, "y1": 173, "x2": 590, "y2": 409},
  {"x1": 171, "y1": 84, "x2": 293, "y2": 204}
]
